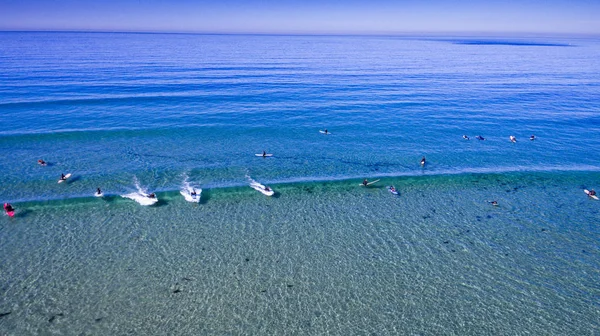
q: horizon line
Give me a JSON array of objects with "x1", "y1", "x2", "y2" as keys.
[{"x1": 1, "y1": 29, "x2": 599, "y2": 39}]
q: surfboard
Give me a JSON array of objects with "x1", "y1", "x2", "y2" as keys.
[
  {"x1": 255, "y1": 154, "x2": 273, "y2": 157},
  {"x1": 58, "y1": 173, "x2": 72, "y2": 184},
  {"x1": 359, "y1": 179, "x2": 380, "y2": 186},
  {"x1": 584, "y1": 189, "x2": 599, "y2": 200},
  {"x1": 94, "y1": 192, "x2": 104, "y2": 197},
  {"x1": 388, "y1": 186, "x2": 398, "y2": 195},
  {"x1": 4, "y1": 203, "x2": 14, "y2": 217},
  {"x1": 319, "y1": 130, "x2": 331, "y2": 135}
]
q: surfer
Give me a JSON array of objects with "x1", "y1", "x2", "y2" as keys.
[
  {"x1": 476, "y1": 135, "x2": 485, "y2": 140},
  {"x1": 38, "y1": 159, "x2": 47, "y2": 166},
  {"x1": 590, "y1": 189, "x2": 597, "y2": 196},
  {"x1": 262, "y1": 151, "x2": 267, "y2": 158},
  {"x1": 362, "y1": 179, "x2": 368, "y2": 186},
  {"x1": 324, "y1": 129, "x2": 329, "y2": 134},
  {"x1": 147, "y1": 193, "x2": 156, "y2": 199},
  {"x1": 390, "y1": 186, "x2": 397, "y2": 193},
  {"x1": 421, "y1": 156, "x2": 426, "y2": 166},
  {"x1": 191, "y1": 189, "x2": 197, "y2": 196},
  {"x1": 96, "y1": 188, "x2": 102, "y2": 195},
  {"x1": 4, "y1": 203, "x2": 14, "y2": 213},
  {"x1": 265, "y1": 186, "x2": 272, "y2": 192},
  {"x1": 60, "y1": 173, "x2": 67, "y2": 181},
  {"x1": 530, "y1": 135, "x2": 536, "y2": 141},
  {"x1": 463, "y1": 135, "x2": 469, "y2": 140},
  {"x1": 490, "y1": 201, "x2": 498, "y2": 206},
  {"x1": 510, "y1": 136, "x2": 517, "y2": 143}
]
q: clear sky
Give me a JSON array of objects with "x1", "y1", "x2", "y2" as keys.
[{"x1": 0, "y1": 0, "x2": 598, "y2": 35}]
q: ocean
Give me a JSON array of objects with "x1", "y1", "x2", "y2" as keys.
[{"x1": 1, "y1": 32, "x2": 599, "y2": 335}]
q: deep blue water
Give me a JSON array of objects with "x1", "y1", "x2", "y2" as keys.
[
  {"x1": 1, "y1": 32, "x2": 600, "y2": 335},
  {"x1": 1, "y1": 32, "x2": 600, "y2": 201}
]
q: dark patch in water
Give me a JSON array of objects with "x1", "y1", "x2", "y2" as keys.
[
  {"x1": 153, "y1": 199, "x2": 169, "y2": 207},
  {"x1": 0, "y1": 312, "x2": 11, "y2": 318},
  {"x1": 443, "y1": 241, "x2": 449, "y2": 244},
  {"x1": 287, "y1": 284, "x2": 293, "y2": 288},
  {"x1": 14, "y1": 209, "x2": 33, "y2": 218},
  {"x1": 95, "y1": 317, "x2": 103, "y2": 322},
  {"x1": 452, "y1": 40, "x2": 573, "y2": 47},
  {"x1": 48, "y1": 313, "x2": 63, "y2": 323},
  {"x1": 541, "y1": 228, "x2": 546, "y2": 232},
  {"x1": 245, "y1": 258, "x2": 250, "y2": 262}
]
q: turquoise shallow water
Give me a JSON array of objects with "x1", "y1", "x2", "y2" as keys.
[
  {"x1": 1, "y1": 32, "x2": 600, "y2": 334},
  {"x1": 1, "y1": 172, "x2": 599, "y2": 334}
]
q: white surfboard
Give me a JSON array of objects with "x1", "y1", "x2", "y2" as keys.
[
  {"x1": 255, "y1": 153, "x2": 273, "y2": 157},
  {"x1": 180, "y1": 186, "x2": 202, "y2": 203},
  {"x1": 359, "y1": 179, "x2": 380, "y2": 186},
  {"x1": 58, "y1": 173, "x2": 72, "y2": 184},
  {"x1": 388, "y1": 186, "x2": 398, "y2": 195},
  {"x1": 319, "y1": 130, "x2": 331, "y2": 135},
  {"x1": 94, "y1": 192, "x2": 104, "y2": 197},
  {"x1": 584, "y1": 189, "x2": 599, "y2": 200}
]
